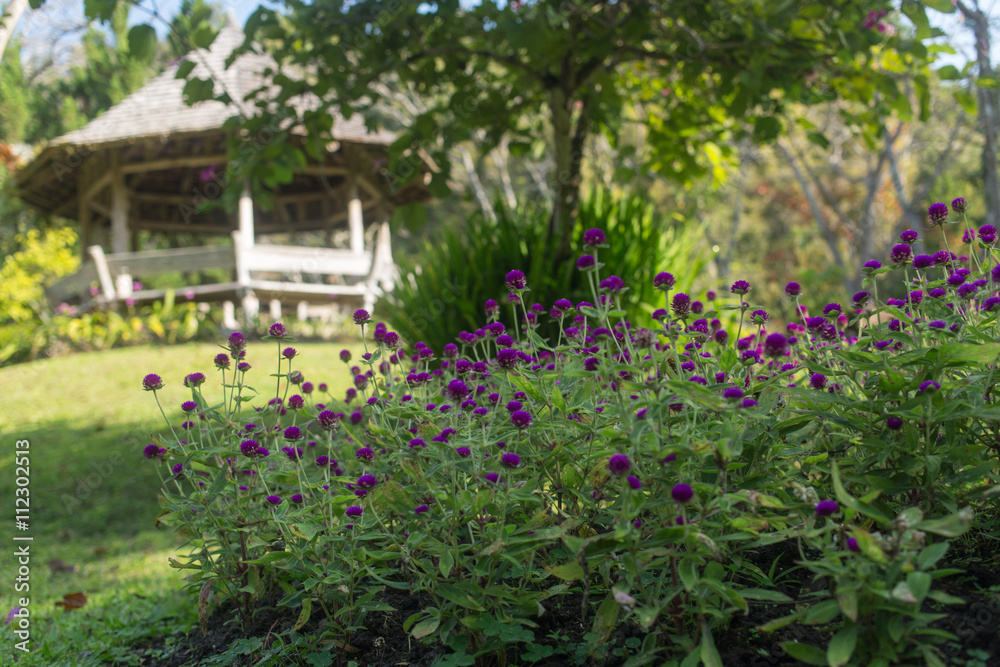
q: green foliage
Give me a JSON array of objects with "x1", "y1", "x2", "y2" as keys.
[
  {"x1": 0, "y1": 227, "x2": 79, "y2": 324},
  {"x1": 382, "y1": 187, "x2": 704, "y2": 353},
  {"x1": 141, "y1": 197, "x2": 997, "y2": 665}
]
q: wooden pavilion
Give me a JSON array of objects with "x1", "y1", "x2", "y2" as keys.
[{"x1": 13, "y1": 20, "x2": 430, "y2": 326}]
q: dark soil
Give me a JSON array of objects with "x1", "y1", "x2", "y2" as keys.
[{"x1": 131, "y1": 539, "x2": 1000, "y2": 667}]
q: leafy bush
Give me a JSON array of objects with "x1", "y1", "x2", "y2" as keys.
[
  {"x1": 383, "y1": 187, "x2": 704, "y2": 354},
  {"x1": 142, "y1": 197, "x2": 998, "y2": 666}
]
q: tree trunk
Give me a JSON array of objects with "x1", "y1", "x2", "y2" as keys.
[
  {"x1": 958, "y1": 1, "x2": 1000, "y2": 227},
  {"x1": 548, "y1": 87, "x2": 586, "y2": 263},
  {"x1": 0, "y1": 0, "x2": 29, "y2": 63}
]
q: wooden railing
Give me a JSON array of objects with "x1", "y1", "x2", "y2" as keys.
[{"x1": 46, "y1": 224, "x2": 395, "y2": 314}]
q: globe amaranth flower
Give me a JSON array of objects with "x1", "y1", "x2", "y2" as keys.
[
  {"x1": 181, "y1": 400, "x2": 198, "y2": 413},
  {"x1": 501, "y1": 452, "x2": 521, "y2": 468},
  {"x1": 957, "y1": 283, "x2": 978, "y2": 299},
  {"x1": 983, "y1": 297, "x2": 1000, "y2": 312},
  {"x1": 810, "y1": 373, "x2": 827, "y2": 390},
  {"x1": 919, "y1": 380, "x2": 940, "y2": 394},
  {"x1": 214, "y1": 353, "x2": 230, "y2": 370},
  {"x1": 505, "y1": 269, "x2": 527, "y2": 291},
  {"x1": 730, "y1": 280, "x2": 751, "y2": 295},
  {"x1": 316, "y1": 410, "x2": 339, "y2": 430},
  {"x1": 815, "y1": 500, "x2": 838, "y2": 516},
  {"x1": 583, "y1": 356, "x2": 600, "y2": 371},
  {"x1": 763, "y1": 333, "x2": 788, "y2": 358},
  {"x1": 979, "y1": 225, "x2": 997, "y2": 244},
  {"x1": 142, "y1": 373, "x2": 164, "y2": 391},
  {"x1": 671, "y1": 483, "x2": 694, "y2": 503},
  {"x1": 722, "y1": 387, "x2": 744, "y2": 400},
  {"x1": 654, "y1": 272, "x2": 676, "y2": 290},
  {"x1": 863, "y1": 259, "x2": 882, "y2": 272},
  {"x1": 143, "y1": 444, "x2": 163, "y2": 459},
  {"x1": 510, "y1": 410, "x2": 532, "y2": 428},
  {"x1": 608, "y1": 454, "x2": 631, "y2": 475},
  {"x1": 291, "y1": 493, "x2": 304, "y2": 504},
  {"x1": 928, "y1": 287, "x2": 947, "y2": 299},
  {"x1": 847, "y1": 537, "x2": 861, "y2": 553},
  {"x1": 349, "y1": 411, "x2": 363, "y2": 425},
  {"x1": 852, "y1": 291, "x2": 870, "y2": 307},
  {"x1": 485, "y1": 472, "x2": 502, "y2": 484},
  {"x1": 268, "y1": 322, "x2": 287, "y2": 338},
  {"x1": 784, "y1": 282, "x2": 802, "y2": 297},
  {"x1": 266, "y1": 495, "x2": 282, "y2": 506},
  {"x1": 355, "y1": 447, "x2": 374, "y2": 462},
  {"x1": 887, "y1": 416, "x2": 903, "y2": 430},
  {"x1": 750, "y1": 309, "x2": 768, "y2": 324},
  {"x1": 599, "y1": 275, "x2": 626, "y2": 292},
  {"x1": 228, "y1": 331, "x2": 246, "y2": 353},
  {"x1": 899, "y1": 229, "x2": 918, "y2": 244},
  {"x1": 928, "y1": 320, "x2": 947, "y2": 329},
  {"x1": 672, "y1": 293, "x2": 691, "y2": 317},
  {"x1": 908, "y1": 291, "x2": 923, "y2": 306},
  {"x1": 446, "y1": 379, "x2": 470, "y2": 402},
  {"x1": 911, "y1": 254, "x2": 934, "y2": 271},
  {"x1": 890, "y1": 243, "x2": 912, "y2": 264},
  {"x1": 951, "y1": 197, "x2": 967, "y2": 213},
  {"x1": 626, "y1": 475, "x2": 642, "y2": 490},
  {"x1": 280, "y1": 347, "x2": 296, "y2": 361},
  {"x1": 345, "y1": 505, "x2": 363, "y2": 518},
  {"x1": 414, "y1": 504, "x2": 430, "y2": 515},
  {"x1": 283, "y1": 426, "x2": 302, "y2": 441},
  {"x1": 357, "y1": 474, "x2": 378, "y2": 489},
  {"x1": 496, "y1": 348, "x2": 519, "y2": 369},
  {"x1": 929, "y1": 202, "x2": 949, "y2": 223},
  {"x1": 582, "y1": 228, "x2": 606, "y2": 246}
]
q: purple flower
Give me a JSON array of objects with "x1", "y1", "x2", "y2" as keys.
[
  {"x1": 317, "y1": 410, "x2": 339, "y2": 430},
  {"x1": 496, "y1": 348, "x2": 519, "y2": 369},
  {"x1": 928, "y1": 202, "x2": 949, "y2": 223},
  {"x1": 912, "y1": 254, "x2": 934, "y2": 270},
  {"x1": 626, "y1": 475, "x2": 642, "y2": 490},
  {"x1": 983, "y1": 297, "x2": 1000, "y2": 312},
  {"x1": 455, "y1": 446, "x2": 471, "y2": 458},
  {"x1": 414, "y1": 504, "x2": 430, "y2": 515},
  {"x1": 583, "y1": 228, "x2": 606, "y2": 246},
  {"x1": 583, "y1": 356, "x2": 600, "y2": 371},
  {"x1": 576, "y1": 254, "x2": 596, "y2": 270},
  {"x1": 608, "y1": 454, "x2": 631, "y2": 475},
  {"x1": 240, "y1": 439, "x2": 260, "y2": 457},
  {"x1": 671, "y1": 483, "x2": 694, "y2": 503},
  {"x1": 142, "y1": 373, "x2": 164, "y2": 391},
  {"x1": 654, "y1": 272, "x2": 676, "y2": 289},
  {"x1": 485, "y1": 473, "x2": 502, "y2": 484},
  {"x1": 505, "y1": 270, "x2": 527, "y2": 291},
  {"x1": 900, "y1": 229, "x2": 918, "y2": 244},
  {"x1": 181, "y1": 400, "x2": 198, "y2": 413},
  {"x1": 730, "y1": 280, "x2": 751, "y2": 295},
  {"x1": 290, "y1": 493, "x2": 304, "y2": 504},
  {"x1": 268, "y1": 322, "x2": 287, "y2": 338},
  {"x1": 863, "y1": 259, "x2": 882, "y2": 272},
  {"x1": 672, "y1": 293, "x2": 691, "y2": 317},
  {"x1": 918, "y1": 380, "x2": 940, "y2": 394},
  {"x1": 722, "y1": 387, "x2": 744, "y2": 400},
  {"x1": 979, "y1": 225, "x2": 997, "y2": 244},
  {"x1": 283, "y1": 426, "x2": 302, "y2": 441},
  {"x1": 890, "y1": 243, "x2": 912, "y2": 264},
  {"x1": 355, "y1": 447, "x2": 374, "y2": 462},
  {"x1": 357, "y1": 474, "x2": 378, "y2": 489},
  {"x1": 852, "y1": 291, "x2": 870, "y2": 306},
  {"x1": 815, "y1": 500, "x2": 838, "y2": 516},
  {"x1": 887, "y1": 416, "x2": 903, "y2": 430},
  {"x1": 928, "y1": 287, "x2": 947, "y2": 299},
  {"x1": 847, "y1": 537, "x2": 861, "y2": 553},
  {"x1": 951, "y1": 197, "x2": 967, "y2": 213},
  {"x1": 785, "y1": 282, "x2": 802, "y2": 297},
  {"x1": 763, "y1": 333, "x2": 788, "y2": 358},
  {"x1": 266, "y1": 495, "x2": 282, "y2": 506},
  {"x1": 228, "y1": 332, "x2": 246, "y2": 353},
  {"x1": 282, "y1": 347, "x2": 297, "y2": 360},
  {"x1": 352, "y1": 309, "x2": 370, "y2": 325},
  {"x1": 501, "y1": 452, "x2": 521, "y2": 468},
  {"x1": 214, "y1": 353, "x2": 230, "y2": 369},
  {"x1": 143, "y1": 444, "x2": 162, "y2": 459},
  {"x1": 599, "y1": 275, "x2": 626, "y2": 292},
  {"x1": 810, "y1": 373, "x2": 827, "y2": 389},
  {"x1": 345, "y1": 506, "x2": 363, "y2": 518},
  {"x1": 510, "y1": 410, "x2": 532, "y2": 429},
  {"x1": 741, "y1": 398, "x2": 758, "y2": 408},
  {"x1": 928, "y1": 320, "x2": 947, "y2": 329}
]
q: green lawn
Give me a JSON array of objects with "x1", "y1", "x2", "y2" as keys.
[{"x1": 0, "y1": 341, "x2": 360, "y2": 665}]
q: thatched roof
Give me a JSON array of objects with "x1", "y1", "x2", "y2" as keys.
[
  {"x1": 14, "y1": 19, "x2": 427, "y2": 219},
  {"x1": 47, "y1": 19, "x2": 395, "y2": 149}
]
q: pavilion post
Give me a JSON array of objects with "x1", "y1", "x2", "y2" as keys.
[
  {"x1": 110, "y1": 152, "x2": 130, "y2": 255},
  {"x1": 239, "y1": 180, "x2": 255, "y2": 248},
  {"x1": 347, "y1": 176, "x2": 364, "y2": 255},
  {"x1": 237, "y1": 180, "x2": 258, "y2": 326}
]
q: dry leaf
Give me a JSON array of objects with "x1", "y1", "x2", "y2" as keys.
[
  {"x1": 48, "y1": 559, "x2": 77, "y2": 574},
  {"x1": 54, "y1": 593, "x2": 87, "y2": 611}
]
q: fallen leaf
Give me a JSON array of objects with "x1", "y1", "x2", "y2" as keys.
[
  {"x1": 54, "y1": 593, "x2": 87, "y2": 611},
  {"x1": 48, "y1": 559, "x2": 77, "y2": 574}
]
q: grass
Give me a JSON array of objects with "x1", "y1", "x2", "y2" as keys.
[{"x1": 0, "y1": 340, "x2": 361, "y2": 665}]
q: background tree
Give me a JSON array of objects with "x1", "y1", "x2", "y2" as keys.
[{"x1": 219, "y1": 0, "x2": 947, "y2": 262}]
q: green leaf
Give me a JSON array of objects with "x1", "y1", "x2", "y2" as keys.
[
  {"x1": 832, "y1": 461, "x2": 891, "y2": 525},
  {"x1": 738, "y1": 588, "x2": 793, "y2": 603},
  {"x1": 907, "y1": 571, "x2": 932, "y2": 603},
  {"x1": 127, "y1": 24, "x2": 157, "y2": 62},
  {"x1": 782, "y1": 641, "x2": 829, "y2": 665},
  {"x1": 937, "y1": 65, "x2": 962, "y2": 81},
  {"x1": 543, "y1": 562, "x2": 584, "y2": 581},
  {"x1": 955, "y1": 89, "x2": 977, "y2": 115},
  {"x1": 924, "y1": 0, "x2": 957, "y2": 13},
  {"x1": 244, "y1": 551, "x2": 293, "y2": 565},
  {"x1": 439, "y1": 549, "x2": 454, "y2": 578},
  {"x1": 827, "y1": 625, "x2": 857, "y2": 667},
  {"x1": 916, "y1": 509, "x2": 973, "y2": 537},
  {"x1": 916, "y1": 542, "x2": 948, "y2": 570},
  {"x1": 410, "y1": 617, "x2": 440, "y2": 640},
  {"x1": 700, "y1": 628, "x2": 723, "y2": 667},
  {"x1": 183, "y1": 78, "x2": 216, "y2": 105},
  {"x1": 295, "y1": 596, "x2": 312, "y2": 631}
]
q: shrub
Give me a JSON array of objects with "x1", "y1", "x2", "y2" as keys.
[
  {"x1": 144, "y1": 199, "x2": 996, "y2": 666},
  {"x1": 382, "y1": 187, "x2": 704, "y2": 355}
]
